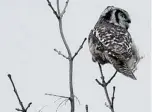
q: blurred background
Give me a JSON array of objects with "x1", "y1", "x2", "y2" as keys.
[{"x1": 0, "y1": 0, "x2": 150, "y2": 112}]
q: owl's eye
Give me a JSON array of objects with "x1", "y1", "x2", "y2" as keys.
[{"x1": 121, "y1": 13, "x2": 126, "y2": 18}]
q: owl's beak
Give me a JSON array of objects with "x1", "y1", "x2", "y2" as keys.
[{"x1": 126, "y1": 19, "x2": 131, "y2": 23}]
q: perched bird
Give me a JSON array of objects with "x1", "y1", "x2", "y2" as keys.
[{"x1": 88, "y1": 6, "x2": 141, "y2": 80}]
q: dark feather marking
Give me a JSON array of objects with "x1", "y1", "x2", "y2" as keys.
[
  {"x1": 115, "y1": 10, "x2": 120, "y2": 24},
  {"x1": 103, "y1": 10, "x2": 113, "y2": 20}
]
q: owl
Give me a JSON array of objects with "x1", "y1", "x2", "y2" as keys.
[{"x1": 88, "y1": 6, "x2": 141, "y2": 80}]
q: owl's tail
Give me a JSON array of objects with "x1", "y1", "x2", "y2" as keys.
[
  {"x1": 113, "y1": 63, "x2": 137, "y2": 80},
  {"x1": 128, "y1": 73, "x2": 137, "y2": 80},
  {"x1": 104, "y1": 52, "x2": 138, "y2": 80}
]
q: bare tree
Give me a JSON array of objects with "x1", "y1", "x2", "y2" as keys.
[
  {"x1": 45, "y1": 0, "x2": 86, "y2": 112},
  {"x1": 8, "y1": 74, "x2": 32, "y2": 112}
]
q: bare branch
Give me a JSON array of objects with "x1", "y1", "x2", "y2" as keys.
[
  {"x1": 98, "y1": 63, "x2": 105, "y2": 82},
  {"x1": 74, "y1": 95, "x2": 81, "y2": 105},
  {"x1": 38, "y1": 105, "x2": 48, "y2": 112},
  {"x1": 95, "y1": 79, "x2": 104, "y2": 87},
  {"x1": 61, "y1": 0, "x2": 70, "y2": 17},
  {"x1": 106, "y1": 71, "x2": 117, "y2": 86},
  {"x1": 46, "y1": 0, "x2": 60, "y2": 19},
  {"x1": 85, "y1": 105, "x2": 88, "y2": 112},
  {"x1": 96, "y1": 63, "x2": 115, "y2": 112},
  {"x1": 46, "y1": 0, "x2": 77, "y2": 111},
  {"x1": 25, "y1": 102, "x2": 32, "y2": 111},
  {"x1": 8, "y1": 74, "x2": 25, "y2": 110},
  {"x1": 8, "y1": 74, "x2": 32, "y2": 112},
  {"x1": 45, "y1": 93, "x2": 69, "y2": 99},
  {"x1": 45, "y1": 93, "x2": 70, "y2": 112},
  {"x1": 72, "y1": 38, "x2": 87, "y2": 60},
  {"x1": 111, "y1": 86, "x2": 116, "y2": 109},
  {"x1": 54, "y1": 48, "x2": 69, "y2": 59},
  {"x1": 56, "y1": 99, "x2": 69, "y2": 112},
  {"x1": 54, "y1": 97, "x2": 63, "y2": 103},
  {"x1": 56, "y1": 0, "x2": 75, "y2": 112},
  {"x1": 105, "y1": 102, "x2": 110, "y2": 109},
  {"x1": 63, "y1": 98, "x2": 69, "y2": 106},
  {"x1": 58, "y1": 17, "x2": 72, "y2": 57},
  {"x1": 56, "y1": 0, "x2": 61, "y2": 16},
  {"x1": 16, "y1": 108, "x2": 22, "y2": 111}
]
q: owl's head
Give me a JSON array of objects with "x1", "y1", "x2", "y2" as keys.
[{"x1": 100, "y1": 6, "x2": 131, "y2": 29}]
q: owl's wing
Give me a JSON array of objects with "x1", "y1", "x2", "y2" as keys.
[
  {"x1": 88, "y1": 29, "x2": 108, "y2": 64},
  {"x1": 94, "y1": 26, "x2": 133, "y2": 60}
]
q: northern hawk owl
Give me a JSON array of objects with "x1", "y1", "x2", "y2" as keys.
[{"x1": 88, "y1": 6, "x2": 141, "y2": 80}]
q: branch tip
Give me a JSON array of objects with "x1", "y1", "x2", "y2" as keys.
[
  {"x1": 16, "y1": 108, "x2": 22, "y2": 111},
  {"x1": 8, "y1": 74, "x2": 11, "y2": 77},
  {"x1": 54, "y1": 48, "x2": 68, "y2": 59},
  {"x1": 61, "y1": 0, "x2": 70, "y2": 17},
  {"x1": 85, "y1": 105, "x2": 88, "y2": 112},
  {"x1": 26, "y1": 102, "x2": 32, "y2": 111},
  {"x1": 111, "y1": 86, "x2": 116, "y2": 109},
  {"x1": 46, "y1": 0, "x2": 60, "y2": 19},
  {"x1": 45, "y1": 93, "x2": 69, "y2": 99},
  {"x1": 56, "y1": 99, "x2": 69, "y2": 112},
  {"x1": 74, "y1": 95, "x2": 81, "y2": 105},
  {"x1": 95, "y1": 79, "x2": 104, "y2": 87},
  {"x1": 8, "y1": 74, "x2": 32, "y2": 112}
]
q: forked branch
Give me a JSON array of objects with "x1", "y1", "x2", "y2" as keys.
[
  {"x1": 8, "y1": 74, "x2": 32, "y2": 112},
  {"x1": 61, "y1": 0, "x2": 70, "y2": 17},
  {"x1": 95, "y1": 63, "x2": 117, "y2": 112},
  {"x1": 45, "y1": 0, "x2": 86, "y2": 112},
  {"x1": 54, "y1": 48, "x2": 69, "y2": 59},
  {"x1": 46, "y1": 0, "x2": 59, "y2": 19}
]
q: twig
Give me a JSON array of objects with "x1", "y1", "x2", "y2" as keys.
[
  {"x1": 38, "y1": 105, "x2": 48, "y2": 112},
  {"x1": 45, "y1": 93, "x2": 71, "y2": 111},
  {"x1": 56, "y1": 0, "x2": 61, "y2": 16},
  {"x1": 95, "y1": 63, "x2": 116, "y2": 112},
  {"x1": 95, "y1": 63, "x2": 106, "y2": 87},
  {"x1": 96, "y1": 70, "x2": 117, "y2": 87},
  {"x1": 85, "y1": 105, "x2": 88, "y2": 112},
  {"x1": 8, "y1": 74, "x2": 32, "y2": 112},
  {"x1": 54, "y1": 97, "x2": 63, "y2": 103},
  {"x1": 46, "y1": 0, "x2": 59, "y2": 19},
  {"x1": 61, "y1": 0, "x2": 70, "y2": 17},
  {"x1": 106, "y1": 71, "x2": 117, "y2": 86},
  {"x1": 56, "y1": 99, "x2": 69, "y2": 112},
  {"x1": 25, "y1": 103, "x2": 32, "y2": 111},
  {"x1": 72, "y1": 38, "x2": 87, "y2": 60},
  {"x1": 63, "y1": 98, "x2": 69, "y2": 106},
  {"x1": 111, "y1": 86, "x2": 116, "y2": 109},
  {"x1": 74, "y1": 95, "x2": 81, "y2": 105},
  {"x1": 45, "y1": 93, "x2": 69, "y2": 99},
  {"x1": 95, "y1": 79, "x2": 104, "y2": 87},
  {"x1": 105, "y1": 102, "x2": 110, "y2": 108},
  {"x1": 54, "y1": 48, "x2": 69, "y2": 59}
]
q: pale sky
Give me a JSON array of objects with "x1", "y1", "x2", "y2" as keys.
[{"x1": 0, "y1": 0, "x2": 151, "y2": 112}]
